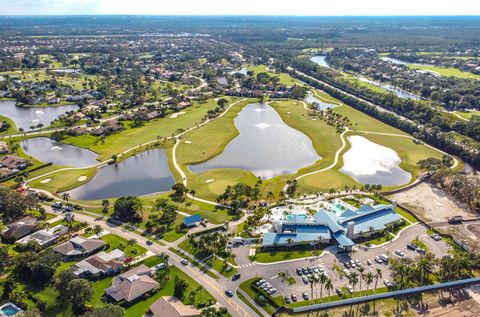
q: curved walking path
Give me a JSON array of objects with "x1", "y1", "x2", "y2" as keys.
[{"x1": 296, "y1": 127, "x2": 349, "y2": 181}]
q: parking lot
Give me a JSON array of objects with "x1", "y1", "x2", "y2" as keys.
[{"x1": 232, "y1": 223, "x2": 453, "y2": 302}]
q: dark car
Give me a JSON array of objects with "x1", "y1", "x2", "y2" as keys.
[
  {"x1": 407, "y1": 243, "x2": 418, "y2": 251},
  {"x1": 302, "y1": 292, "x2": 309, "y2": 300},
  {"x1": 291, "y1": 294, "x2": 297, "y2": 302},
  {"x1": 335, "y1": 288, "x2": 343, "y2": 296},
  {"x1": 146, "y1": 240, "x2": 153, "y2": 246},
  {"x1": 225, "y1": 290, "x2": 234, "y2": 297},
  {"x1": 232, "y1": 273, "x2": 241, "y2": 281},
  {"x1": 284, "y1": 296, "x2": 292, "y2": 304},
  {"x1": 296, "y1": 268, "x2": 303, "y2": 276}
]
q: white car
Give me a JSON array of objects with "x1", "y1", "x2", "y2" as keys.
[
  {"x1": 181, "y1": 259, "x2": 188, "y2": 265},
  {"x1": 383, "y1": 280, "x2": 393, "y2": 287},
  {"x1": 395, "y1": 249, "x2": 405, "y2": 257}
]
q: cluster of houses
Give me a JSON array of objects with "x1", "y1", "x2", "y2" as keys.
[{"x1": 0, "y1": 154, "x2": 28, "y2": 180}]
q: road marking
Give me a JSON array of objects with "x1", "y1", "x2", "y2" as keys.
[{"x1": 271, "y1": 275, "x2": 278, "y2": 279}]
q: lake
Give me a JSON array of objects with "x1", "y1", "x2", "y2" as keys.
[
  {"x1": 21, "y1": 137, "x2": 98, "y2": 167},
  {"x1": 304, "y1": 91, "x2": 337, "y2": 110},
  {"x1": 340, "y1": 135, "x2": 411, "y2": 186},
  {"x1": 0, "y1": 100, "x2": 78, "y2": 131},
  {"x1": 189, "y1": 103, "x2": 321, "y2": 179},
  {"x1": 310, "y1": 56, "x2": 330, "y2": 68},
  {"x1": 358, "y1": 77, "x2": 421, "y2": 100},
  {"x1": 68, "y1": 149, "x2": 175, "y2": 200}
]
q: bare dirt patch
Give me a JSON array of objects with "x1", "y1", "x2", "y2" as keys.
[{"x1": 389, "y1": 183, "x2": 472, "y2": 222}]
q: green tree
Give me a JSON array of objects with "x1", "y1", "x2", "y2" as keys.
[
  {"x1": 113, "y1": 196, "x2": 143, "y2": 222},
  {"x1": 82, "y1": 304, "x2": 125, "y2": 317}
]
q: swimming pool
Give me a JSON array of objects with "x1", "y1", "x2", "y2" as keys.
[
  {"x1": 0, "y1": 303, "x2": 23, "y2": 317},
  {"x1": 286, "y1": 214, "x2": 308, "y2": 221}
]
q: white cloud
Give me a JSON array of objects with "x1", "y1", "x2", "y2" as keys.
[{"x1": 2, "y1": 0, "x2": 480, "y2": 15}]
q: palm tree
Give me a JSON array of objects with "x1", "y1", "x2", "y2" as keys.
[
  {"x1": 189, "y1": 189, "x2": 196, "y2": 201},
  {"x1": 62, "y1": 192, "x2": 70, "y2": 201},
  {"x1": 364, "y1": 272, "x2": 374, "y2": 296},
  {"x1": 324, "y1": 278, "x2": 333, "y2": 302},
  {"x1": 127, "y1": 238, "x2": 137, "y2": 246},
  {"x1": 102, "y1": 199, "x2": 110, "y2": 214},
  {"x1": 418, "y1": 255, "x2": 434, "y2": 286},
  {"x1": 349, "y1": 271, "x2": 359, "y2": 298},
  {"x1": 357, "y1": 266, "x2": 365, "y2": 295},
  {"x1": 319, "y1": 273, "x2": 328, "y2": 302},
  {"x1": 374, "y1": 268, "x2": 382, "y2": 294},
  {"x1": 93, "y1": 224, "x2": 103, "y2": 235}
]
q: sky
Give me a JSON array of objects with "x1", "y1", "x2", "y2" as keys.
[{"x1": 2, "y1": 0, "x2": 480, "y2": 16}]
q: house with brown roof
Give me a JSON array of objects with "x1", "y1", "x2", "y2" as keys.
[
  {"x1": 0, "y1": 156, "x2": 28, "y2": 170},
  {"x1": 53, "y1": 236, "x2": 106, "y2": 261},
  {"x1": 0, "y1": 141, "x2": 8, "y2": 154},
  {"x1": 72, "y1": 249, "x2": 125, "y2": 277},
  {"x1": 0, "y1": 167, "x2": 15, "y2": 179},
  {"x1": 1, "y1": 216, "x2": 38, "y2": 241},
  {"x1": 105, "y1": 264, "x2": 159, "y2": 303},
  {"x1": 148, "y1": 296, "x2": 200, "y2": 317}
]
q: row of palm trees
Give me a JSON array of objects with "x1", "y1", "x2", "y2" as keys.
[{"x1": 309, "y1": 266, "x2": 384, "y2": 303}]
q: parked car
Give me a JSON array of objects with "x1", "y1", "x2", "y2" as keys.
[
  {"x1": 379, "y1": 254, "x2": 389, "y2": 262},
  {"x1": 346, "y1": 285, "x2": 353, "y2": 294},
  {"x1": 395, "y1": 249, "x2": 405, "y2": 257},
  {"x1": 302, "y1": 276, "x2": 309, "y2": 284},
  {"x1": 284, "y1": 296, "x2": 292, "y2": 304},
  {"x1": 367, "y1": 259, "x2": 372, "y2": 266},
  {"x1": 431, "y1": 234, "x2": 442, "y2": 241},
  {"x1": 225, "y1": 290, "x2": 234, "y2": 297},
  {"x1": 154, "y1": 263, "x2": 167, "y2": 270},
  {"x1": 374, "y1": 256, "x2": 383, "y2": 264},
  {"x1": 417, "y1": 248, "x2": 426, "y2": 255},
  {"x1": 268, "y1": 288, "x2": 277, "y2": 295},
  {"x1": 302, "y1": 292, "x2": 309, "y2": 300},
  {"x1": 52, "y1": 202, "x2": 62, "y2": 209},
  {"x1": 407, "y1": 243, "x2": 418, "y2": 251},
  {"x1": 335, "y1": 288, "x2": 343, "y2": 296},
  {"x1": 448, "y1": 216, "x2": 463, "y2": 224},
  {"x1": 256, "y1": 279, "x2": 266, "y2": 286},
  {"x1": 383, "y1": 280, "x2": 393, "y2": 287},
  {"x1": 181, "y1": 259, "x2": 189, "y2": 265},
  {"x1": 343, "y1": 269, "x2": 351, "y2": 277},
  {"x1": 343, "y1": 262, "x2": 351, "y2": 269},
  {"x1": 354, "y1": 259, "x2": 361, "y2": 266},
  {"x1": 291, "y1": 294, "x2": 297, "y2": 302},
  {"x1": 296, "y1": 268, "x2": 303, "y2": 275}
]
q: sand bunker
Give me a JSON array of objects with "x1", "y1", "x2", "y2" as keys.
[
  {"x1": 40, "y1": 178, "x2": 51, "y2": 184},
  {"x1": 205, "y1": 179, "x2": 215, "y2": 183},
  {"x1": 77, "y1": 176, "x2": 87, "y2": 182},
  {"x1": 170, "y1": 111, "x2": 186, "y2": 118},
  {"x1": 184, "y1": 140, "x2": 192, "y2": 144}
]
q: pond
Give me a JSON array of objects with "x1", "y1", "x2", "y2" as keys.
[
  {"x1": 340, "y1": 135, "x2": 411, "y2": 186},
  {"x1": 310, "y1": 56, "x2": 330, "y2": 68},
  {"x1": 189, "y1": 103, "x2": 321, "y2": 179},
  {"x1": 68, "y1": 149, "x2": 175, "y2": 200},
  {"x1": 21, "y1": 137, "x2": 98, "y2": 167},
  {"x1": 358, "y1": 77, "x2": 421, "y2": 100},
  {"x1": 304, "y1": 91, "x2": 337, "y2": 110},
  {"x1": 0, "y1": 100, "x2": 78, "y2": 131}
]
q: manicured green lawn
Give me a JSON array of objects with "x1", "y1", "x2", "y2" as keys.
[
  {"x1": 100, "y1": 233, "x2": 147, "y2": 257},
  {"x1": 245, "y1": 64, "x2": 303, "y2": 86},
  {"x1": 29, "y1": 166, "x2": 98, "y2": 193},
  {"x1": 406, "y1": 64, "x2": 480, "y2": 79},
  {"x1": 254, "y1": 245, "x2": 323, "y2": 263},
  {"x1": 340, "y1": 76, "x2": 388, "y2": 94},
  {"x1": 161, "y1": 216, "x2": 186, "y2": 242},
  {"x1": 0, "y1": 114, "x2": 17, "y2": 134}
]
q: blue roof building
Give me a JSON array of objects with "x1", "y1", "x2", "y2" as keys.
[
  {"x1": 183, "y1": 214, "x2": 202, "y2": 227},
  {"x1": 262, "y1": 203, "x2": 403, "y2": 251}
]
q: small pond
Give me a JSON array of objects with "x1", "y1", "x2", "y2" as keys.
[
  {"x1": 21, "y1": 137, "x2": 98, "y2": 167},
  {"x1": 189, "y1": 103, "x2": 321, "y2": 179},
  {"x1": 68, "y1": 149, "x2": 175, "y2": 200},
  {"x1": 0, "y1": 100, "x2": 78, "y2": 131},
  {"x1": 310, "y1": 56, "x2": 330, "y2": 68},
  {"x1": 304, "y1": 91, "x2": 337, "y2": 110},
  {"x1": 340, "y1": 135, "x2": 411, "y2": 186}
]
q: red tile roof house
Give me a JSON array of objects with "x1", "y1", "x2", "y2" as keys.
[
  {"x1": 1, "y1": 216, "x2": 38, "y2": 241},
  {"x1": 53, "y1": 236, "x2": 106, "y2": 261},
  {"x1": 105, "y1": 264, "x2": 159, "y2": 303}
]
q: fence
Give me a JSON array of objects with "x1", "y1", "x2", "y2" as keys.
[{"x1": 285, "y1": 277, "x2": 480, "y2": 314}]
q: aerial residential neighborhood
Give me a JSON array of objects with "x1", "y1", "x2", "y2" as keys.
[{"x1": 0, "y1": 2, "x2": 479, "y2": 317}]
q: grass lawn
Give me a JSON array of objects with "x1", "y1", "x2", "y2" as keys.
[
  {"x1": 204, "y1": 256, "x2": 238, "y2": 278},
  {"x1": 63, "y1": 98, "x2": 231, "y2": 161},
  {"x1": 340, "y1": 76, "x2": 388, "y2": 94},
  {"x1": 0, "y1": 114, "x2": 17, "y2": 134},
  {"x1": 236, "y1": 290, "x2": 264, "y2": 317},
  {"x1": 29, "y1": 166, "x2": 98, "y2": 193},
  {"x1": 286, "y1": 287, "x2": 389, "y2": 308},
  {"x1": 245, "y1": 64, "x2": 303, "y2": 86},
  {"x1": 161, "y1": 216, "x2": 186, "y2": 242},
  {"x1": 168, "y1": 247, "x2": 219, "y2": 279},
  {"x1": 254, "y1": 245, "x2": 323, "y2": 263},
  {"x1": 406, "y1": 64, "x2": 480, "y2": 79},
  {"x1": 454, "y1": 110, "x2": 480, "y2": 120},
  {"x1": 100, "y1": 233, "x2": 147, "y2": 257}
]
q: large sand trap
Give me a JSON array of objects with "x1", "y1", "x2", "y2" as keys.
[
  {"x1": 170, "y1": 111, "x2": 186, "y2": 118},
  {"x1": 184, "y1": 140, "x2": 192, "y2": 144},
  {"x1": 205, "y1": 179, "x2": 215, "y2": 183},
  {"x1": 77, "y1": 176, "x2": 87, "y2": 182},
  {"x1": 389, "y1": 182, "x2": 472, "y2": 222},
  {"x1": 40, "y1": 178, "x2": 51, "y2": 184}
]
